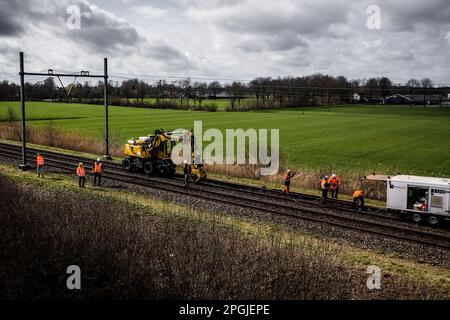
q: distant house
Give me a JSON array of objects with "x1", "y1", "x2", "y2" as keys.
[
  {"x1": 385, "y1": 94, "x2": 412, "y2": 104},
  {"x1": 385, "y1": 94, "x2": 450, "y2": 105},
  {"x1": 352, "y1": 93, "x2": 369, "y2": 103}
]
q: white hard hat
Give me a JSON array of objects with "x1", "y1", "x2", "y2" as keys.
[
  {"x1": 183, "y1": 160, "x2": 188, "y2": 164},
  {"x1": 332, "y1": 174, "x2": 336, "y2": 178},
  {"x1": 287, "y1": 169, "x2": 291, "y2": 173}
]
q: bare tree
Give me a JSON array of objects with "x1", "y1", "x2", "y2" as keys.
[
  {"x1": 207, "y1": 81, "x2": 222, "y2": 99},
  {"x1": 180, "y1": 78, "x2": 191, "y2": 108},
  {"x1": 421, "y1": 78, "x2": 434, "y2": 107},
  {"x1": 421, "y1": 78, "x2": 434, "y2": 88},
  {"x1": 406, "y1": 78, "x2": 421, "y2": 101},
  {"x1": 193, "y1": 82, "x2": 207, "y2": 107}
]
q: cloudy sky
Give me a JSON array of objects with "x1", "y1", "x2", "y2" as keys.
[{"x1": 1, "y1": 0, "x2": 449, "y2": 84}]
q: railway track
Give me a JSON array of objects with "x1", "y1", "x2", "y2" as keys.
[
  {"x1": 0, "y1": 142, "x2": 420, "y2": 223},
  {"x1": 1, "y1": 141, "x2": 450, "y2": 250},
  {"x1": 1, "y1": 143, "x2": 391, "y2": 214}
]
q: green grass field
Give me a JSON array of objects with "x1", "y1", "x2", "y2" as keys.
[
  {"x1": 141, "y1": 98, "x2": 231, "y2": 110},
  {"x1": 1, "y1": 101, "x2": 449, "y2": 176}
]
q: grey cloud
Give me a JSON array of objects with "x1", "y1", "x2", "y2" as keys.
[
  {"x1": 97, "y1": 0, "x2": 183, "y2": 11},
  {"x1": 0, "y1": 43, "x2": 22, "y2": 66},
  {"x1": 148, "y1": 43, "x2": 195, "y2": 70},
  {"x1": 149, "y1": 44, "x2": 183, "y2": 60},
  {"x1": 182, "y1": 0, "x2": 241, "y2": 9},
  {"x1": 0, "y1": 0, "x2": 141, "y2": 53},
  {"x1": 0, "y1": 43, "x2": 21, "y2": 56},
  {"x1": 190, "y1": 0, "x2": 351, "y2": 36},
  {"x1": 239, "y1": 32, "x2": 308, "y2": 52},
  {"x1": 0, "y1": 1, "x2": 24, "y2": 36},
  {"x1": 381, "y1": 0, "x2": 450, "y2": 31},
  {"x1": 0, "y1": 17, "x2": 22, "y2": 36},
  {"x1": 60, "y1": 1, "x2": 141, "y2": 53},
  {"x1": 0, "y1": 0, "x2": 65, "y2": 36}
]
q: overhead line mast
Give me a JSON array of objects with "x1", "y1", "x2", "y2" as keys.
[{"x1": 18, "y1": 52, "x2": 111, "y2": 171}]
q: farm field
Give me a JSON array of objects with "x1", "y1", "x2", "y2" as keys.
[
  {"x1": 142, "y1": 97, "x2": 231, "y2": 110},
  {"x1": 0, "y1": 101, "x2": 449, "y2": 177}
]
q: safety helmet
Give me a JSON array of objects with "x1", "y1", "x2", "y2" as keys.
[
  {"x1": 96, "y1": 158, "x2": 101, "y2": 162},
  {"x1": 79, "y1": 162, "x2": 84, "y2": 166},
  {"x1": 324, "y1": 175, "x2": 329, "y2": 180},
  {"x1": 332, "y1": 174, "x2": 336, "y2": 178},
  {"x1": 287, "y1": 169, "x2": 291, "y2": 173},
  {"x1": 183, "y1": 160, "x2": 188, "y2": 164},
  {"x1": 37, "y1": 153, "x2": 40, "y2": 156}
]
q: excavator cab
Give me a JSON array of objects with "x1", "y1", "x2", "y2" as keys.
[{"x1": 123, "y1": 129, "x2": 176, "y2": 176}]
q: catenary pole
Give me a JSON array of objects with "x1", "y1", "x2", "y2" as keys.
[
  {"x1": 16, "y1": 52, "x2": 111, "y2": 168},
  {"x1": 19, "y1": 52, "x2": 29, "y2": 171},
  {"x1": 103, "y1": 57, "x2": 111, "y2": 160}
]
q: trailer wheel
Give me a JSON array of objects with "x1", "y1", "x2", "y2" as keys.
[
  {"x1": 122, "y1": 158, "x2": 132, "y2": 171},
  {"x1": 427, "y1": 215, "x2": 440, "y2": 226},
  {"x1": 143, "y1": 161, "x2": 155, "y2": 175},
  {"x1": 412, "y1": 213, "x2": 422, "y2": 223}
]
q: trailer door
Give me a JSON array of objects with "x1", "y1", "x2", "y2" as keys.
[
  {"x1": 429, "y1": 187, "x2": 450, "y2": 216},
  {"x1": 407, "y1": 185, "x2": 429, "y2": 212}
]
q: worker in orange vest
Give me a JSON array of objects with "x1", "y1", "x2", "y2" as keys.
[
  {"x1": 329, "y1": 173, "x2": 341, "y2": 199},
  {"x1": 36, "y1": 153, "x2": 45, "y2": 178},
  {"x1": 93, "y1": 158, "x2": 103, "y2": 187},
  {"x1": 352, "y1": 190, "x2": 365, "y2": 209},
  {"x1": 320, "y1": 175, "x2": 330, "y2": 205},
  {"x1": 76, "y1": 162, "x2": 86, "y2": 188},
  {"x1": 281, "y1": 169, "x2": 292, "y2": 195}
]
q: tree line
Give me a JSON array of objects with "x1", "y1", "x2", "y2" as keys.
[{"x1": 0, "y1": 74, "x2": 448, "y2": 109}]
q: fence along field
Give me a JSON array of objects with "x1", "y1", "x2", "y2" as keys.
[{"x1": 0, "y1": 101, "x2": 449, "y2": 178}]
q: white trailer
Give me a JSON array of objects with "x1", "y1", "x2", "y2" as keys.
[{"x1": 386, "y1": 175, "x2": 450, "y2": 225}]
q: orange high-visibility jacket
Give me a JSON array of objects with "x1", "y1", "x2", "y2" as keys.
[
  {"x1": 353, "y1": 190, "x2": 364, "y2": 198},
  {"x1": 93, "y1": 162, "x2": 103, "y2": 173},
  {"x1": 36, "y1": 155, "x2": 45, "y2": 166},
  {"x1": 321, "y1": 179, "x2": 330, "y2": 189},
  {"x1": 329, "y1": 176, "x2": 340, "y2": 189},
  {"x1": 77, "y1": 166, "x2": 86, "y2": 177}
]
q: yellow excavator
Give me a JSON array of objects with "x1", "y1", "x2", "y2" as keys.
[
  {"x1": 122, "y1": 129, "x2": 206, "y2": 180},
  {"x1": 122, "y1": 129, "x2": 176, "y2": 175}
]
